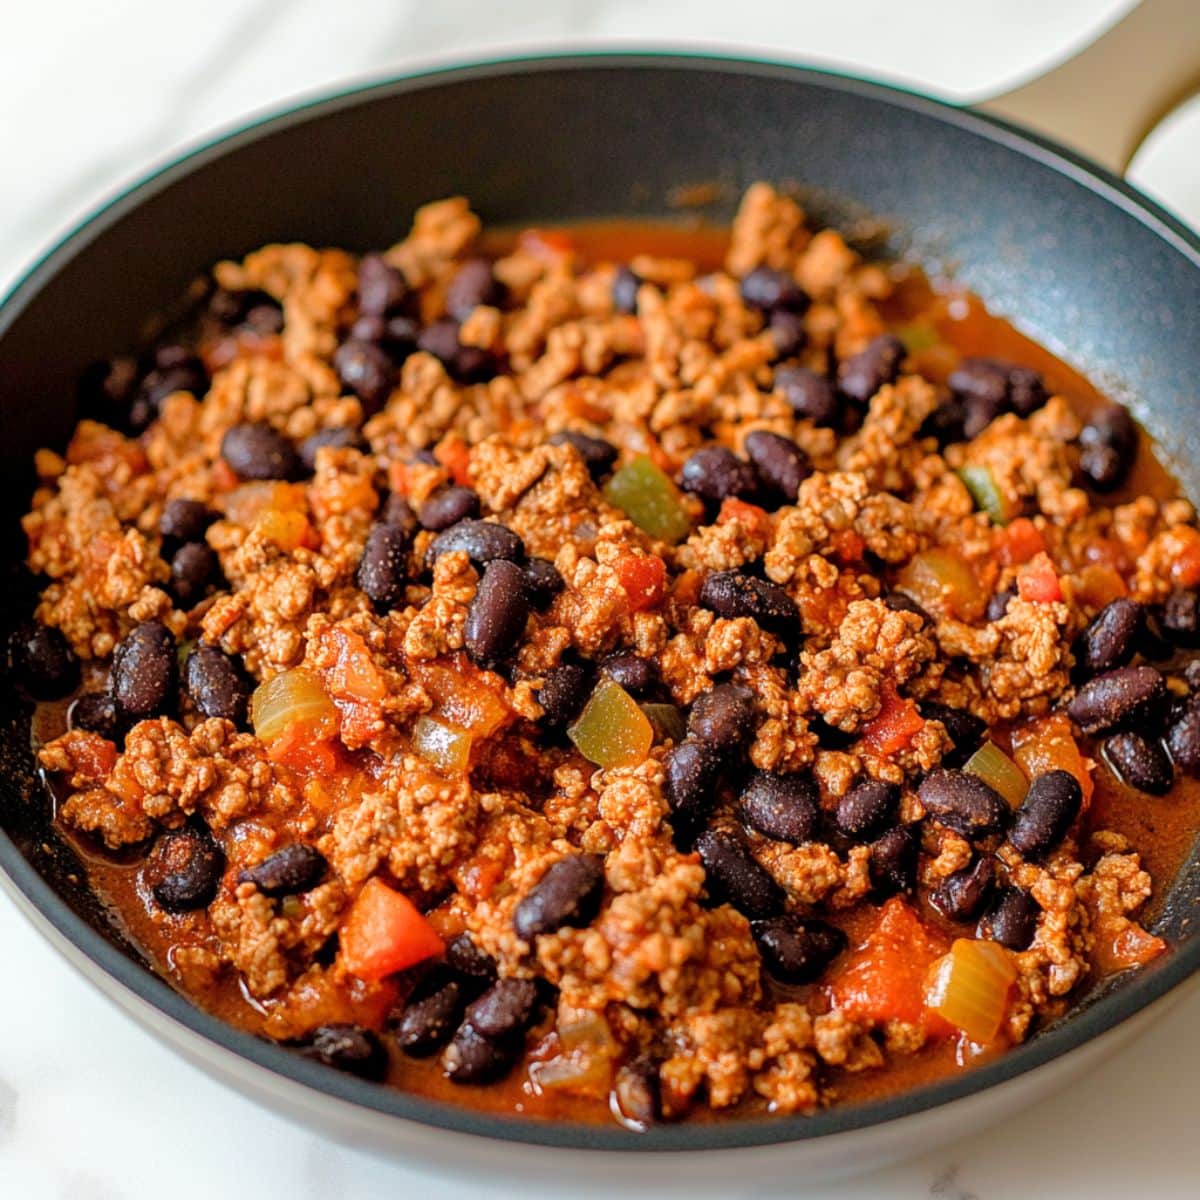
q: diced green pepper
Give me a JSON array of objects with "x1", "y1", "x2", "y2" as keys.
[
  {"x1": 640, "y1": 702, "x2": 686, "y2": 744},
  {"x1": 958, "y1": 464, "x2": 1010, "y2": 527},
  {"x1": 963, "y1": 741, "x2": 1028, "y2": 808},
  {"x1": 895, "y1": 321, "x2": 939, "y2": 354},
  {"x1": 603, "y1": 455, "x2": 692, "y2": 543},
  {"x1": 568, "y1": 678, "x2": 654, "y2": 768}
]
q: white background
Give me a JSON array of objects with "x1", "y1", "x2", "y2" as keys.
[{"x1": 2, "y1": 2, "x2": 1199, "y2": 1196}]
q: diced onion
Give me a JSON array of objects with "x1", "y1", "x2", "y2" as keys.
[
  {"x1": 963, "y1": 741, "x2": 1028, "y2": 807},
  {"x1": 412, "y1": 715, "x2": 472, "y2": 774},
  {"x1": 251, "y1": 668, "x2": 336, "y2": 744},
  {"x1": 924, "y1": 938, "x2": 1017, "y2": 1044}
]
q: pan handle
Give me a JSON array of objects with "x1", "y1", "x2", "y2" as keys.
[{"x1": 978, "y1": 0, "x2": 1200, "y2": 174}]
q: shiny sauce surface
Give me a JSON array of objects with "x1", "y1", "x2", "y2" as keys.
[{"x1": 43, "y1": 220, "x2": 1200, "y2": 1124}]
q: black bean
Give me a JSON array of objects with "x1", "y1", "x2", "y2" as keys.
[
  {"x1": 300, "y1": 425, "x2": 364, "y2": 472},
  {"x1": 1079, "y1": 404, "x2": 1137, "y2": 492},
  {"x1": 159, "y1": 498, "x2": 212, "y2": 548},
  {"x1": 698, "y1": 570, "x2": 800, "y2": 632},
  {"x1": 380, "y1": 491, "x2": 419, "y2": 536},
  {"x1": 836, "y1": 334, "x2": 905, "y2": 405},
  {"x1": 1166, "y1": 699, "x2": 1200, "y2": 772},
  {"x1": 776, "y1": 365, "x2": 840, "y2": 427},
  {"x1": 751, "y1": 915, "x2": 846, "y2": 984},
  {"x1": 1008, "y1": 366, "x2": 1048, "y2": 416},
  {"x1": 445, "y1": 933, "x2": 497, "y2": 985},
  {"x1": 417, "y1": 318, "x2": 460, "y2": 364},
  {"x1": 244, "y1": 302, "x2": 285, "y2": 337},
  {"x1": 148, "y1": 826, "x2": 225, "y2": 912},
  {"x1": 442, "y1": 1022, "x2": 518, "y2": 1084},
  {"x1": 740, "y1": 771, "x2": 819, "y2": 843},
  {"x1": 835, "y1": 780, "x2": 900, "y2": 842},
  {"x1": 1077, "y1": 598, "x2": 1144, "y2": 674},
  {"x1": 351, "y1": 314, "x2": 386, "y2": 343},
  {"x1": 537, "y1": 662, "x2": 592, "y2": 729},
  {"x1": 418, "y1": 321, "x2": 498, "y2": 384},
  {"x1": 170, "y1": 542, "x2": 218, "y2": 608},
  {"x1": 1186, "y1": 660, "x2": 1200, "y2": 693},
  {"x1": 978, "y1": 887, "x2": 1039, "y2": 951},
  {"x1": 740, "y1": 267, "x2": 809, "y2": 314},
  {"x1": 614, "y1": 1057, "x2": 661, "y2": 1126},
  {"x1": 883, "y1": 592, "x2": 932, "y2": 624},
  {"x1": 743, "y1": 430, "x2": 810, "y2": 504},
  {"x1": 523, "y1": 557, "x2": 564, "y2": 609},
  {"x1": 208, "y1": 287, "x2": 278, "y2": 327},
  {"x1": 238, "y1": 844, "x2": 327, "y2": 896},
  {"x1": 1104, "y1": 731, "x2": 1174, "y2": 795},
  {"x1": 948, "y1": 358, "x2": 1009, "y2": 408},
  {"x1": 929, "y1": 856, "x2": 995, "y2": 923},
  {"x1": 418, "y1": 487, "x2": 480, "y2": 532},
  {"x1": 663, "y1": 738, "x2": 722, "y2": 830},
  {"x1": 917, "y1": 701, "x2": 986, "y2": 767},
  {"x1": 356, "y1": 522, "x2": 411, "y2": 611},
  {"x1": 302, "y1": 1024, "x2": 387, "y2": 1081},
  {"x1": 696, "y1": 829, "x2": 784, "y2": 919},
  {"x1": 465, "y1": 978, "x2": 539, "y2": 1040},
  {"x1": 446, "y1": 258, "x2": 503, "y2": 319},
  {"x1": 548, "y1": 430, "x2": 618, "y2": 480},
  {"x1": 333, "y1": 339, "x2": 395, "y2": 414},
  {"x1": 918, "y1": 769, "x2": 1010, "y2": 838},
  {"x1": 513, "y1": 853, "x2": 605, "y2": 941},
  {"x1": 394, "y1": 975, "x2": 464, "y2": 1057},
  {"x1": 1067, "y1": 665, "x2": 1166, "y2": 734},
  {"x1": 678, "y1": 446, "x2": 760, "y2": 504},
  {"x1": 612, "y1": 266, "x2": 641, "y2": 315},
  {"x1": 185, "y1": 643, "x2": 250, "y2": 724},
  {"x1": 465, "y1": 560, "x2": 530, "y2": 667},
  {"x1": 112, "y1": 621, "x2": 176, "y2": 719},
  {"x1": 601, "y1": 652, "x2": 657, "y2": 698},
  {"x1": 986, "y1": 586, "x2": 1017, "y2": 623},
  {"x1": 357, "y1": 252, "x2": 408, "y2": 317},
  {"x1": 687, "y1": 683, "x2": 755, "y2": 751},
  {"x1": 220, "y1": 422, "x2": 300, "y2": 481},
  {"x1": 428, "y1": 520, "x2": 526, "y2": 575},
  {"x1": 1160, "y1": 590, "x2": 1200, "y2": 647},
  {"x1": 1010, "y1": 770, "x2": 1083, "y2": 859},
  {"x1": 868, "y1": 824, "x2": 919, "y2": 895},
  {"x1": 68, "y1": 692, "x2": 122, "y2": 741},
  {"x1": 382, "y1": 315, "x2": 420, "y2": 356},
  {"x1": 131, "y1": 354, "x2": 208, "y2": 428},
  {"x1": 768, "y1": 310, "x2": 807, "y2": 359},
  {"x1": 921, "y1": 398, "x2": 967, "y2": 447},
  {"x1": 10, "y1": 621, "x2": 79, "y2": 700}
]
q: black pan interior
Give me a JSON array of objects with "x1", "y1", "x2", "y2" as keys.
[{"x1": 0, "y1": 54, "x2": 1198, "y2": 1152}]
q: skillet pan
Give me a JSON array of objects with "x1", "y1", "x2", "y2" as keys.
[{"x1": 1, "y1": 8, "x2": 1199, "y2": 1183}]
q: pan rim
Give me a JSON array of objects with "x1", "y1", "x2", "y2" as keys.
[{"x1": 1, "y1": 48, "x2": 1197, "y2": 1154}]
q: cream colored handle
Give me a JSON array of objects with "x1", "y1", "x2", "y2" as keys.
[{"x1": 979, "y1": 0, "x2": 1200, "y2": 173}]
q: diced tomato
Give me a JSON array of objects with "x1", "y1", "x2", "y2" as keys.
[
  {"x1": 613, "y1": 553, "x2": 667, "y2": 611},
  {"x1": 831, "y1": 528, "x2": 866, "y2": 565},
  {"x1": 388, "y1": 460, "x2": 410, "y2": 496},
  {"x1": 1092, "y1": 922, "x2": 1166, "y2": 974},
  {"x1": 412, "y1": 656, "x2": 511, "y2": 735},
  {"x1": 1011, "y1": 712, "x2": 1094, "y2": 806},
  {"x1": 1170, "y1": 526, "x2": 1200, "y2": 590},
  {"x1": 1017, "y1": 552, "x2": 1062, "y2": 603},
  {"x1": 435, "y1": 435, "x2": 473, "y2": 487},
  {"x1": 518, "y1": 228, "x2": 577, "y2": 261},
  {"x1": 860, "y1": 684, "x2": 925, "y2": 757},
  {"x1": 340, "y1": 878, "x2": 445, "y2": 981},
  {"x1": 327, "y1": 628, "x2": 387, "y2": 703},
  {"x1": 717, "y1": 496, "x2": 771, "y2": 542},
  {"x1": 997, "y1": 517, "x2": 1046, "y2": 567},
  {"x1": 826, "y1": 898, "x2": 952, "y2": 1035},
  {"x1": 267, "y1": 723, "x2": 340, "y2": 775}
]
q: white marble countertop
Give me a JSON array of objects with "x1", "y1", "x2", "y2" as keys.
[{"x1": 2, "y1": 2, "x2": 1199, "y2": 1196}]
